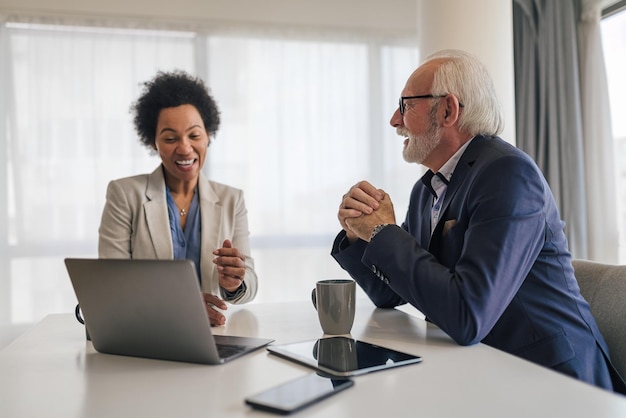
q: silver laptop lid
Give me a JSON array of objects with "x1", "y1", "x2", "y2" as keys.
[{"x1": 65, "y1": 258, "x2": 259, "y2": 364}]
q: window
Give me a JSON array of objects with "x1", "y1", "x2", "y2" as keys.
[
  {"x1": 0, "y1": 20, "x2": 418, "y2": 326},
  {"x1": 601, "y1": 5, "x2": 626, "y2": 261}
]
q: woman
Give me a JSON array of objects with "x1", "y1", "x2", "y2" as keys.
[{"x1": 98, "y1": 70, "x2": 257, "y2": 326}]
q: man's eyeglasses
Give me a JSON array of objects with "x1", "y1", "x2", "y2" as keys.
[{"x1": 398, "y1": 94, "x2": 464, "y2": 115}]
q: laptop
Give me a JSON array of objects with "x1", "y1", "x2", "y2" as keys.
[{"x1": 64, "y1": 258, "x2": 273, "y2": 364}]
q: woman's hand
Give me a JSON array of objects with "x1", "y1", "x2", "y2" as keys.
[
  {"x1": 213, "y1": 239, "x2": 246, "y2": 292},
  {"x1": 203, "y1": 293, "x2": 228, "y2": 326}
]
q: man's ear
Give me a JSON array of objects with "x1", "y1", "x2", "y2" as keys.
[{"x1": 442, "y1": 94, "x2": 461, "y2": 127}]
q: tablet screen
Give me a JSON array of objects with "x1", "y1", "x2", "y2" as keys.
[{"x1": 267, "y1": 336, "x2": 422, "y2": 377}]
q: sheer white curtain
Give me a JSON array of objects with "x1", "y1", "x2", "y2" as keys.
[
  {"x1": 600, "y1": 7, "x2": 626, "y2": 263},
  {"x1": 204, "y1": 37, "x2": 420, "y2": 302},
  {"x1": 2, "y1": 20, "x2": 195, "y2": 326},
  {"x1": 0, "y1": 17, "x2": 418, "y2": 327},
  {"x1": 578, "y1": 3, "x2": 619, "y2": 263}
]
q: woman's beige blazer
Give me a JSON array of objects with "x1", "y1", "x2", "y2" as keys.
[{"x1": 98, "y1": 165, "x2": 257, "y2": 303}]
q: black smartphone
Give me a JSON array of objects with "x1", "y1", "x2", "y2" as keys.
[{"x1": 244, "y1": 373, "x2": 354, "y2": 415}]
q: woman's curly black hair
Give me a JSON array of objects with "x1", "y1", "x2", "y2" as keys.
[{"x1": 131, "y1": 70, "x2": 221, "y2": 150}]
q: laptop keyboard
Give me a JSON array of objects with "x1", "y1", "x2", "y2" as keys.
[{"x1": 217, "y1": 343, "x2": 248, "y2": 359}]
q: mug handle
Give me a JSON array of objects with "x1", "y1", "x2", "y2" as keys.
[
  {"x1": 311, "y1": 288, "x2": 317, "y2": 310},
  {"x1": 75, "y1": 304, "x2": 91, "y2": 340},
  {"x1": 74, "y1": 304, "x2": 85, "y2": 324}
]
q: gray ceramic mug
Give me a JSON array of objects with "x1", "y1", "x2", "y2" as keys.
[{"x1": 311, "y1": 279, "x2": 356, "y2": 335}]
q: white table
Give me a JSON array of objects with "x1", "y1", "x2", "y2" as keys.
[{"x1": 1, "y1": 299, "x2": 625, "y2": 418}]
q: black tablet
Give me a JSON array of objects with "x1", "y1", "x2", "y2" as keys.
[{"x1": 267, "y1": 336, "x2": 422, "y2": 377}]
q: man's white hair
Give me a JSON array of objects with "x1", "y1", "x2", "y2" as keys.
[{"x1": 424, "y1": 49, "x2": 504, "y2": 136}]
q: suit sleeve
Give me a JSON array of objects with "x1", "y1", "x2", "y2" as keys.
[
  {"x1": 98, "y1": 180, "x2": 133, "y2": 258},
  {"x1": 331, "y1": 231, "x2": 407, "y2": 308},
  {"x1": 336, "y1": 154, "x2": 548, "y2": 346},
  {"x1": 220, "y1": 189, "x2": 258, "y2": 304}
]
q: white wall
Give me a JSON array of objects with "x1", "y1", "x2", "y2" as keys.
[
  {"x1": 0, "y1": 0, "x2": 417, "y2": 37},
  {"x1": 417, "y1": 0, "x2": 516, "y2": 143}
]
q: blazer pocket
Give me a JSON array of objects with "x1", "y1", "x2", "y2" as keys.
[{"x1": 442, "y1": 219, "x2": 457, "y2": 237}]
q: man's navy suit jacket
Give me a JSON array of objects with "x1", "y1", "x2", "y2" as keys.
[{"x1": 332, "y1": 135, "x2": 625, "y2": 393}]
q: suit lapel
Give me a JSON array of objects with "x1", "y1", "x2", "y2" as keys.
[
  {"x1": 438, "y1": 136, "x2": 484, "y2": 220},
  {"x1": 417, "y1": 170, "x2": 436, "y2": 247},
  {"x1": 198, "y1": 172, "x2": 222, "y2": 285},
  {"x1": 420, "y1": 199, "x2": 433, "y2": 247},
  {"x1": 428, "y1": 136, "x2": 485, "y2": 251},
  {"x1": 144, "y1": 166, "x2": 173, "y2": 258},
  {"x1": 142, "y1": 168, "x2": 223, "y2": 287}
]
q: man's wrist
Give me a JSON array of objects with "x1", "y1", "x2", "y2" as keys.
[
  {"x1": 369, "y1": 224, "x2": 390, "y2": 242},
  {"x1": 345, "y1": 230, "x2": 359, "y2": 244}
]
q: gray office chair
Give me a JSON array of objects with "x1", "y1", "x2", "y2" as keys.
[{"x1": 572, "y1": 259, "x2": 626, "y2": 381}]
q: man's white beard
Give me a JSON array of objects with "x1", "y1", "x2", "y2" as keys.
[{"x1": 401, "y1": 122, "x2": 442, "y2": 164}]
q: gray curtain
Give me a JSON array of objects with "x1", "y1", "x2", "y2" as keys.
[{"x1": 513, "y1": 0, "x2": 588, "y2": 258}]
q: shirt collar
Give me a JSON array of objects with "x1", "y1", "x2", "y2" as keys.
[
  {"x1": 421, "y1": 137, "x2": 475, "y2": 197},
  {"x1": 436, "y1": 137, "x2": 474, "y2": 183}
]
